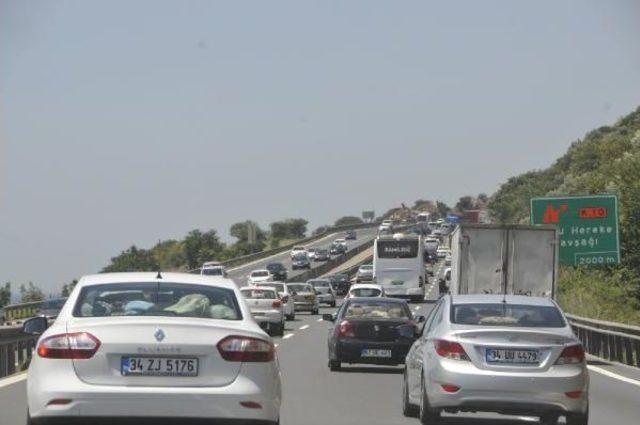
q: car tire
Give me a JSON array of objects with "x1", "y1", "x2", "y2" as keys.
[
  {"x1": 286, "y1": 313, "x2": 295, "y2": 321},
  {"x1": 329, "y1": 359, "x2": 341, "y2": 371},
  {"x1": 403, "y1": 371, "x2": 419, "y2": 417},
  {"x1": 276, "y1": 322, "x2": 285, "y2": 337},
  {"x1": 330, "y1": 300, "x2": 336, "y2": 308},
  {"x1": 566, "y1": 407, "x2": 589, "y2": 425},
  {"x1": 419, "y1": 375, "x2": 440, "y2": 424}
]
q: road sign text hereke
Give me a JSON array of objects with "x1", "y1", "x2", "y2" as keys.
[{"x1": 530, "y1": 194, "x2": 620, "y2": 266}]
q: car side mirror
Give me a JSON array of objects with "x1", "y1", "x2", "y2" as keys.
[
  {"x1": 23, "y1": 316, "x2": 48, "y2": 335},
  {"x1": 397, "y1": 324, "x2": 417, "y2": 340},
  {"x1": 322, "y1": 313, "x2": 335, "y2": 322},
  {"x1": 415, "y1": 315, "x2": 426, "y2": 324}
]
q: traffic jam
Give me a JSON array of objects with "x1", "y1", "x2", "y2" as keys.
[{"x1": 20, "y1": 218, "x2": 588, "y2": 425}]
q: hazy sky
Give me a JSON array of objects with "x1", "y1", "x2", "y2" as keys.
[{"x1": 2, "y1": 0, "x2": 640, "y2": 294}]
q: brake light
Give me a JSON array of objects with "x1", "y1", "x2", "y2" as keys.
[
  {"x1": 217, "y1": 336, "x2": 274, "y2": 362},
  {"x1": 272, "y1": 299, "x2": 282, "y2": 308},
  {"x1": 37, "y1": 332, "x2": 100, "y2": 359},
  {"x1": 441, "y1": 384, "x2": 460, "y2": 393},
  {"x1": 434, "y1": 339, "x2": 469, "y2": 361},
  {"x1": 565, "y1": 390, "x2": 583, "y2": 399},
  {"x1": 337, "y1": 320, "x2": 355, "y2": 338},
  {"x1": 555, "y1": 344, "x2": 585, "y2": 365}
]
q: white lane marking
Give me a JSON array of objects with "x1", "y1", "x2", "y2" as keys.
[
  {"x1": 283, "y1": 333, "x2": 295, "y2": 339},
  {"x1": 516, "y1": 417, "x2": 538, "y2": 422},
  {"x1": 588, "y1": 365, "x2": 640, "y2": 388},
  {"x1": 0, "y1": 372, "x2": 27, "y2": 388},
  {"x1": 299, "y1": 325, "x2": 310, "y2": 330},
  {"x1": 317, "y1": 318, "x2": 323, "y2": 322}
]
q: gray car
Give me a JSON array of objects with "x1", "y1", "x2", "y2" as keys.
[
  {"x1": 355, "y1": 264, "x2": 374, "y2": 283},
  {"x1": 403, "y1": 294, "x2": 589, "y2": 425},
  {"x1": 307, "y1": 279, "x2": 336, "y2": 307}
]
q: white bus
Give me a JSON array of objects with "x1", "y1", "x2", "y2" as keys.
[{"x1": 373, "y1": 234, "x2": 425, "y2": 302}]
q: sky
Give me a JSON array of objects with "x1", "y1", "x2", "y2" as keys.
[{"x1": 1, "y1": 0, "x2": 640, "y2": 295}]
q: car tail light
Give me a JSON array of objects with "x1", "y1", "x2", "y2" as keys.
[
  {"x1": 434, "y1": 339, "x2": 469, "y2": 361},
  {"x1": 217, "y1": 336, "x2": 274, "y2": 362},
  {"x1": 565, "y1": 390, "x2": 583, "y2": 399},
  {"x1": 37, "y1": 332, "x2": 100, "y2": 359},
  {"x1": 555, "y1": 344, "x2": 585, "y2": 365},
  {"x1": 441, "y1": 384, "x2": 460, "y2": 393},
  {"x1": 272, "y1": 300, "x2": 282, "y2": 308},
  {"x1": 337, "y1": 320, "x2": 355, "y2": 338}
]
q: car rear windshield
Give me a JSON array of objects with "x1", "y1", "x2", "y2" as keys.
[
  {"x1": 309, "y1": 281, "x2": 330, "y2": 287},
  {"x1": 258, "y1": 283, "x2": 285, "y2": 293},
  {"x1": 288, "y1": 284, "x2": 312, "y2": 293},
  {"x1": 241, "y1": 289, "x2": 277, "y2": 299},
  {"x1": 344, "y1": 302, "x2": 410, "y2": 320},
  {"x1": 451, "y1": 303, "x2": 566, "y2": 328},
  {"x1": 350, "y1": 288, "x2": 381, "y2": 297},
  {"x1": 252, "y1": 271, "x2": 269, "y2": 277},
  {"x1": 266, "y1": 264, "x2": 283, "y2": 271},
  {"x1": 73, "y1": 282, "x2": 241, "y2": 320},
  {"x1": 360, "y1": 265, "x2": 373, "y2": 270},
  {"x1": 202, "y1": 267, "x2": 223, "y2": 276}
]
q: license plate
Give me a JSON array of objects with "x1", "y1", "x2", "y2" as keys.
[
  {"x1": 361, "y1": 349, "x2": 392, "y2": 358},
  {"x1": 486, "y1": 348, "x2": 540, "y2": 364},
  {"x1": 121, "y1": 357, "x2": 199, "y2": 377}
]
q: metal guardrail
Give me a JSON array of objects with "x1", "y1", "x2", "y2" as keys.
[
  {"x1": 566, "y1": 314, "x2": 640, "y2": 368},
  {"x1": 2, "y1": 300, "x2": 42, "y2": 323},
  {"x1": 0, "y1": 327, "x2": 37, "y2": 378}
]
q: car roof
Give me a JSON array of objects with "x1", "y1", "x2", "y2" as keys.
[
  {"x1": 350, "y1": 284, "x2": 382, "y2": 290},
  {"x1": 76, "y1": 272, "x2": 237, "y2": 290},
  {"x1": 450, "y1": 294, "x2": 556, "y2": 307},
  {"x1": 251, "y1": 269, "x2": 270, "y2": 273}
]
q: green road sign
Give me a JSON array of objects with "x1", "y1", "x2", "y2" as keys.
[{"x1": 530, "y1": 195, "x2": 620, "y2": 266}]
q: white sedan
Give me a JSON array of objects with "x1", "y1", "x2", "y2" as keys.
[
  {"x1": 346, "y1": 283, "x2": 386, "y2": 298},
  {"x1": 23, "y1": 272, "x2": 281, "y2": 425},
  {"x1": 248, "y1": 269, "x2": 273, "y2": 285}
]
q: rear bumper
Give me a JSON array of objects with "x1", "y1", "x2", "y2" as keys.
[
  {"x1": 293, "y1": 302, "x2": 317, "y2": 311},
  {"x1": 31, "y1": 418, "x2": 277, "y2": 425},
  {"x1": 334, "y1": 339, "x2": 412, "y2": 365},
  {"x1": 316, "y1": 294, "x2": 335, "y2": 304},
  {"x1": 427, "y1": 359, "x2": 589, "y2": 414}
]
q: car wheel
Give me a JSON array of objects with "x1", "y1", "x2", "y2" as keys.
[
  {"x1": 330, "y1": 301, "x2": 336, "y2": 308},
  {"x1": 540, "y1": 413, "x2": 559, "y2": 425},
  {"x1": 403, "y1": 371, "x2": 419, "y2": 417},
  {"x1": 286, "y1": 313, "x2": 294, "y2": 321},
  {"x1": 566, "y1": 407, "x2": 589, "y2": 425},
  {"x1": 329, "y1": 359, "x2": 341, "y2": 371},
  {"x1": 419, "y1": 375, "x2": 440, "y2": 424},
  {"x1": 277, "y1": 322, "x2": 285, "y2": 337}
]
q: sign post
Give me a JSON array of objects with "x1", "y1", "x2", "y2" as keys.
[{"x1": 530, "y1": 195, "x2": 620, "y2": 266}]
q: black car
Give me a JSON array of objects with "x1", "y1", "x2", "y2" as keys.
[
  {"x1": 326, "y1": 273, "x2": 351, "y2": 295},
  {"x1": 314, "y1": 248, "x2": 330, "y2": 262},
  {"x1": 323, "y1": 298, "x2": 424, "y2": 371},
  {"x1": 266, "y1": 262, "x2": 288, "y2": 281},
  {"x1": 329, "y1": 242, "x2": 347, "y2": 255},
  {"x1": 345, "y1": 230, "x2": 357, "y2": 240},
  {"x1": 291, "y1": 253, "x2": 311, "y2": 270}
]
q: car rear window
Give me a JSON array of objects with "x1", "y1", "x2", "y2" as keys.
[
  {"x1": 73, "y1": 282, "x2": 241, "y2": 320},
  {"x1": 288, "y1": 284, "x2": 312, "y2": 293},
  {"x1": 344, "y1": 302, "x2": 410, "y2": 320},
  {"x1": 252, "y1": 271, "x2": 269, "y2": 277},
  {"x1": 241, "y1": 289, "x2": 277, "y2": 299},
  {"x1": 258, "y1": 283, "x2": 285, "y2": 293},
  {"x1": 202, "y1": 267, "x2": 223, "y2": 276},
  {"x1": 309, "y1": 281, "x2": 330, "y2": 287},
  {"x1": 451, "y1": 303, "x2": 566, "y2": 328},
  {"x1": 350, "y1": 288, "x2": 381, "y2": 297}
]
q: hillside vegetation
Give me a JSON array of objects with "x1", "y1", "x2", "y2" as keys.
[{"x1": 489, "y1": 107, "x2": 640, "y2": 325}]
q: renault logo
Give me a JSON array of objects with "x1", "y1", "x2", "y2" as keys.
[{"x1": 154, "y1": 328, "x2": 166, "y2": 342}]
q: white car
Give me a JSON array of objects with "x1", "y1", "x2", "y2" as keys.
[
  {"x1": 347, "y1": 283, "x2": 385, "y2": 299},
  {"x1": 248, "y1": 269, "x2": 273, "y2": 285},
  {"x1": 254, "y1": 281, "x2": 296, "y2": 321},
  {"x1": 306, "y1": 247, "x2": 318, "y2": 261},
  {"x1": 22, "y1": 272, "x2": 281, "y2": 425},
  {"x1": 240, "y1": 287, "x2": 285, "y2": 336},
  {"x1": 436, "y1": 248, "x2": 451, "y2": 259},
  {"x1": 290, "y1": 245, "x2": 307, "y2": 259},
  {"x1": 200, "y1": 261, "x2": 227, "y2": 277},
  {"x1": 444, "y1": 254, "x2": 452, "y2": 266},
  {"x1": 334, "y1": 238, "x2": 348, "y2": 249}
]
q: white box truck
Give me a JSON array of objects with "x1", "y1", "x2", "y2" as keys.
[{"x1": 449, "y1": 224, "x2": 558, "y2": 297}]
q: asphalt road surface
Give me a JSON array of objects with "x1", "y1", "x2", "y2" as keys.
[
  {"x1": 226, "y1": 227, "x2": 379, "y2": 287},
  {"x1": 2, "y1": 260, "x2": 640, "y2": 424}
]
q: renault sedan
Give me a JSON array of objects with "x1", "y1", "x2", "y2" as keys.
[
  {"x1": 23, "y1": 272, "x2": 281, "y2": 425},
  {"x1": 403, "y1": 294, "x2": 588, "y2": 425}
]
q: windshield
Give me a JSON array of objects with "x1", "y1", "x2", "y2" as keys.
[
  {"x1": 308, "y1": 280, "x2": 330, "y2": 287},
  {"x1": 73, "y1": 283, "x2": 241, "y2": 320},
  {"x1": 350, "y1": 288, "x2": 382, "y2": 297},
  {"x1": 288, "y1": 284, "x2": 312, "y2": 293},
  {"x1": 344, "y1": 302, "x2": 410, "y2": 320},
  {"x1": 252, "y1": 271, "x2": 269, "y2": 277},
  {"x1": 359, "y1": 265, "x2": 373, "y2": 271},
  {"x1": 293, "y1": 254, "x2": 308, "y2": 261},
  {"x1": 451, "y1": 303, "x2": 566, "y2": 328},
  {"x1": 202, "y1": 267, "x2": 223, "y2": 276},
  {"x1": 241, "y1": 289, "x2": 277, "y2": 299},
  {"x1": 257, "y1": 283, "x2": 285, "y2": 293},
  {"x1": 266, "y1": 264, "x2": 282, "y2": 271}
]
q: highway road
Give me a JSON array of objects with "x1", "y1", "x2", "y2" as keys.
[
  {"x1": 2, "y1": 261, "x2": 640, "y2": 424},
  {"x1": 226, "y1": 226, "x2": 379, "y2": 287}
]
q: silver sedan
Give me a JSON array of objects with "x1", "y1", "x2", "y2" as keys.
[{"x1": 403, "y1": 294, "x2": 589, "y2": 425}]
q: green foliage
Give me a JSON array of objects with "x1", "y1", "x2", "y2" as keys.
[
  {"x1": 61, "y1": 279, "x2": 78, "y2": 297},
  {"x1": 183, "y1": 230, "x2": 226, "y2": 270},
  {"x1": 434, "y1": 201, "x2": 451, "y2": 219},
  {"x1": 334, "y1": 216, "x2": 363, "y2": 227},
  {"x1": 0, "y1": 282, "x2": 11, "y2": 307},
  {"x1": 455, "y1": 196, "x2": 475, "y2": 212},
  {"x1": 152, "y1": 240, "x2": 187, "y2": 270},
  {"x1": 487, "y1": 106, "x2": 640, "y2": 323},
  {"x1": 102, "y1": 245, "x2": 160, "y2": 273},
  {"x1": 269, "y1": 218, "x2": 308, "y2": 239},
  {"x1": 313, "y1": 225, "x2": 329, "y2": 236},
  {"x1": 20, "y1": 282, "x2": 44, "y2": 303}
]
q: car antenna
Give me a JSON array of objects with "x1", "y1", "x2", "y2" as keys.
[{"x1": 156, "y1": 270, "x2": 163, "y2": 279}]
